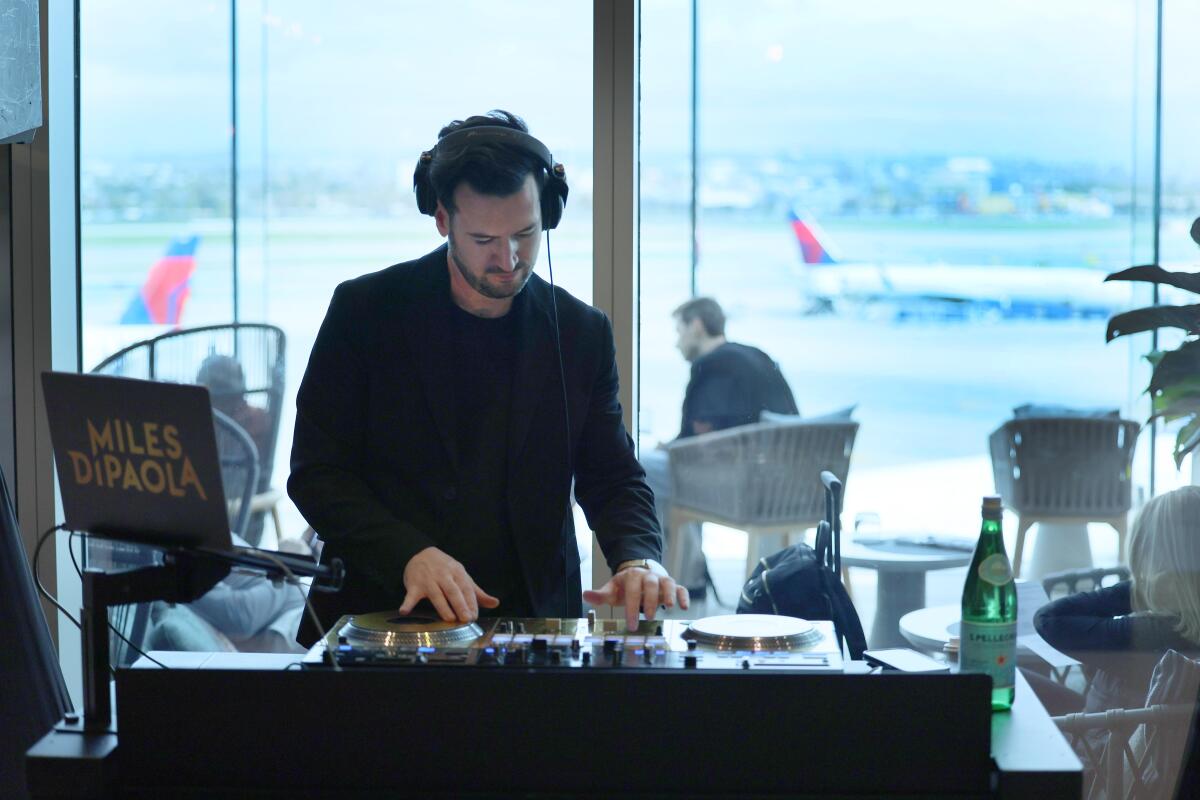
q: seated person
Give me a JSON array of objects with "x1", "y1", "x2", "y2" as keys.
[
  {"x1": 196, "y1": 354, "x2": 273, "y2": 463},
  {"x1": 642, "y1": 297, "x2": 799, "y2": 596},
  {"x1": 185, "y1": 532, "x2": 308, "y2": 653},
  {"x1": 1026, "y1": 485, "x2": 1200, "y2": 716},
  {"x1": 671, "y1": 296, "x2": 798, "y2": 438},
  {"x1": 105, "y1": 535, "x2": 308, "y2": 655}
]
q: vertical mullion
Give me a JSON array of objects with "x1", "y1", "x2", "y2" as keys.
[
  {"x1": 592, "y1": 0, "x2": 639, "y2": 594},
  {"x1": 689, "y1": 0, "x2": 698, "y2": 298},
  {"x1": 230, "y1": 0, "x2": 240, "y2": 326},
  {"x1": 50, "y1": 0, "x2": 83, "y2": 706},
  {"x1": 1148, "y1": 0, "x2": 1163, "y2": 496},
  {"x1": 592, "y1": 0, "x2": 639, "y2": 433}
]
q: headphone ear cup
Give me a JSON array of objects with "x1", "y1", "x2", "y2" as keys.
[
  {"x1": 541, "y1": 167, "x2": 569, "y2": 230},
  {"x1": 413, "y1": 153, "x2": 436, "y2": 216}
]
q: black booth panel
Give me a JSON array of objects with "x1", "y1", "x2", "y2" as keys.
[{"x1": 117, "y1": 668, "x2": 992, "y2": 797}]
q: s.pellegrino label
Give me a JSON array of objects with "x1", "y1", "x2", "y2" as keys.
[{"x1": 960, "y1": 495, "x2": 1017, "y2": 711}]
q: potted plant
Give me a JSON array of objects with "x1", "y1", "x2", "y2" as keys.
[{"x1": 1105, "y1": 216, "x2": 1200, "y2": 473}]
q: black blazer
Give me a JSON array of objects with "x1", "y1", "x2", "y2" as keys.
[{"x1": 289, "y1": 245, "x2": 661, "y2": 645}]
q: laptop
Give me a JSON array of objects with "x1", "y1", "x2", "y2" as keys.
[{"x1": 41, "y1": 371, "x2": 321, "y2": 578}]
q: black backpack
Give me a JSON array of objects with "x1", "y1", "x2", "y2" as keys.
[{"x1": 736, "y1": 472, "x2": 868, "y2": 660}]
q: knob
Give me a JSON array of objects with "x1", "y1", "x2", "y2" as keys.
[
  {"x1": 741, "y1": 659, "x2": 751, "y2": 670},
  {"x1": 581, "y1": 651, "x2": 592, "y2": 665},
  {"x1": 532, "y1": 637, "x2": 549, "y2": 652},
  {"x1": 549, "y1": 650, "x2": 562, "y2": 665},
  {"x1": 687, "y1": 640, "x2": 698, "y2": 651},
  {"x1": 603, "y1": 639, "x2": 617, "y2": 653},
  {"x1": 684, "y1": 654, "x2": 698, "y2": 668}
]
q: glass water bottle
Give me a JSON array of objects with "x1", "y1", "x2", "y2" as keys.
[{"x1": 960, "y1": 495, "x2": 1017, "y2": 710}]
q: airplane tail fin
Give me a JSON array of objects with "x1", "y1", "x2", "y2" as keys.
[
  {"x1": 788, "y1": 208, "x2": 838, "y2": 265},
  {"x1": 120, "y1": 235, "x2": 200, "y2": 326}
]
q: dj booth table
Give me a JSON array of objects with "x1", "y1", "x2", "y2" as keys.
[{"x1": 27, "y1": 651, "x2": 1080, "y2": 799}]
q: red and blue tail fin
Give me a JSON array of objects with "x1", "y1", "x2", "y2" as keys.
[
  {"x1": 788, "y1": 209, "x2": 837, "y2": 265},
  {"x1": 120, "y1": 235, "x2": 199, "y2": 325}
]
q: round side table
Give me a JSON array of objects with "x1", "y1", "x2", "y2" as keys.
[{"x1": 840, "y1": 537, "x2": 972, "y2": 649}]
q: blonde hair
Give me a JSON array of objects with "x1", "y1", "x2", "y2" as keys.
[{"x1": 1128, "y1": 485, "x2": 1200, "y2": 644}]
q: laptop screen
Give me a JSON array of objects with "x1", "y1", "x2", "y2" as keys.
[{"x1": 41, "y1": 371, "x2": 232, "y2": 551}]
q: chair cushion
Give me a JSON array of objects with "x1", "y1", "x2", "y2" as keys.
[
  {"x1": 1012, "y1": 403, "x2": 1119, "y2": 419},
  {"x1": 761, "y1": 405, "x2": 856, "y2": 424}
]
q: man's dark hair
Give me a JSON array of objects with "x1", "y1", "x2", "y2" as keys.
[
  {"x1": 673, "y1": 297, "x2": 726, "y2": 337},
  {"x1": 429, "y1": 110, "x2": 545, "y2": 215}
]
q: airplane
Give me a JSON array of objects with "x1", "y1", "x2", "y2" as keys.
[
  {"x1": 787, "y1": 210, "x2": 1128, "y2": 321},
  {"x1": 120, "y1": 235, "x2": 200, "y2": 326}
]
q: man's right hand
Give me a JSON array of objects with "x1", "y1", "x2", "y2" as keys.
[{"x1": 399, "y1": 546, "x2": 499, "y2": 623}]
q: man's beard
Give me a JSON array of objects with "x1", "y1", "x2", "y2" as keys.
[{"x1": 449, "y1": 233, "x2": 533, "y2": 300}]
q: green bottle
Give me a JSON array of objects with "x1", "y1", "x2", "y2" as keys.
[{"x1": 960, "y1": 495, "x2": 1017, "y2": 710}]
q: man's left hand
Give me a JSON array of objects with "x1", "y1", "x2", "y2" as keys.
[{"x1": 583, "y1": 566, "x2": 689, "y2": 632}]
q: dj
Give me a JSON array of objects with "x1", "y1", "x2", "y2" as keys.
[{"x1": 289, "y1": 110, "x2": 687, "y2": 645}]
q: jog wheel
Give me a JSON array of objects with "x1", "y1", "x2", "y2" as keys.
[{"x1": 340, "y1": 611, "x2": 484, "y2": 647}]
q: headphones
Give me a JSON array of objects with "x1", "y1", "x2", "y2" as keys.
[{"x1": 413, "y1": 126, "x2": 569, "y2": 230}]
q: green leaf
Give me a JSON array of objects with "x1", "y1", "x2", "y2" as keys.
[
  {"x1": 1175, "y1": 417, "x2": 1200, "y2": 468},
  {"x1": 1151, "y1": 379, "x2": 1200, "y2": 416},
  {"x1": 1150, "y1": 399, "x2": 1200, "y2": 423},
  {"x1": 1107, "y1": 304, "x2": 1200, "y2": 342},
  {"x1": 1105, "y1": 265, "x2": 1200, "y2": 294},
  {"x1": 1149, "y1": 340, "x2": 1200, "y2": 396}
]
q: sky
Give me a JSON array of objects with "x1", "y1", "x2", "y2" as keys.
[{"x1": 78, "y1": 0, "x2": 1200, "y2": 180}]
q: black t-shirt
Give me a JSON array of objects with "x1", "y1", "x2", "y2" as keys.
[
  {"x1": 445, "y1": 301, "x2": 532, "y2": 617},
  {"x1": 679, "y1": 342, "x2": 798, "y2": 438}
]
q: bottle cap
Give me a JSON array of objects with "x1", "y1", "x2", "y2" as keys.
[{"x1": 982, "y1": 495, "x2": 1002, "y2": 512}]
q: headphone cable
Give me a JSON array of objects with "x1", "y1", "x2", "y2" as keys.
[
  {"x1": 545, "y1": 228, "x2": 572, "y2": 465},
  {"x1": 545, "y1": 227, "x2": 577, "y2": 608}
]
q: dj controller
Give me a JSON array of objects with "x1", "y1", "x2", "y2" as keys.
[{"x1": 302, "y1": 611, "x2": 845, "y2": 673}]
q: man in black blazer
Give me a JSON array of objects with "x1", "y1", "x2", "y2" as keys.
[{"x1": 289, "y1": 111, "x2": 687, "y2": 645}]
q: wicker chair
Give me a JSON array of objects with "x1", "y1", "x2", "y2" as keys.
[
  {"x1": 91, "y1": 323, "x2": 286, "y2": 545},
  {"x1": 665, "y1": 417, "x2": 858, "y2": 579},
  {"x1": 989, "y1": 416, "x2": 1139, "y2": 578},
  {"x1": 1054, "y1": 649, "x2": 1200, "y2": 800},
  {"x1": 212, "y1": 409, "x2": 260, "y2": 543},
  {"x1": 1056, "y1": 703, "x2": 1197, "y2": 800}
]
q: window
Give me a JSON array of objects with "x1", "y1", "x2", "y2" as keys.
[
  {"x1": 638, "y1": 0, "x2": 1168, "y2": 617},
  {"x1": 80, "y1": 1, "x2": 234, "y2": 361},
  {"x1": 77, "y1": 1, "x2": 593, "y2": 651},
  {"x1": 80, "y1": 1, "x2": 593, "y2": 551}
]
